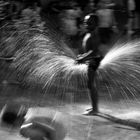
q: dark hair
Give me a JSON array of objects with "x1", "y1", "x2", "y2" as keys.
[
  {"x1": 86, "y1": 14, "x2": 98, "y2": 31},
  {"x1": 1, "y1": 104, "x2": 27, "y2": 126},
  {"x1": 2, "y1": 112, "x2": 17, "y2": 124}
]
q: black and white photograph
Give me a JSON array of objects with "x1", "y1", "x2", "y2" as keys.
[{"x1": 0, "y1": 0, "x2": 140, "y2": 140}]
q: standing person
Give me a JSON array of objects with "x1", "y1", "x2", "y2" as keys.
[
  {"x1": 131, "y1": 0, "x2": 140, "y2": 38},
  {"x1": 58, "y1": 2, "x2": 83, "y2": 53},
  {"x1": 76, "y1": 12, "x2": 103, "y2": 115},
  {"x1": 96, "y1": 0, "x2": 115, "y2": 45},
  {"x1": 134, "y1": 0, "x2": 140, "y2": 29},
  {"x1": 83, "y1": 0, "x2": 96, "y2": 16},
  {"x1": 76, "y1": 50, "x2": 103, "y2": 115},
  {"x1": 114, "y1": 0, "x2": 129, "y2": 36},
  {"x1": 127, "y1": 0, "x2": 135, "y2": 38}
]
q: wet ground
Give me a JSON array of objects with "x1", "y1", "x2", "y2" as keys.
[
  {"x1": 1, "y1": 80, "x2": 140, "y2": 140},
  {"x1": 1, "y1": 61, "x2": 140, "y2": 140}
]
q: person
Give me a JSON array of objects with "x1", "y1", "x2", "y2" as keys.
[
  {"x1": 76, "y1": 50, "x2": 103, "y2": 115},
  {"x1": 59, "y1": 2, "x2": 82, "y2": 36},
  {"x1": 0, "y1": 103, "x2": 27, "y2": 127},
  {"x1": 96, "y1": 0, "x2": 115, "y2": 45},
  {"x1": 114, "y1": 0, "x2": 129, "y2": 36},
  {"x1": 76, "y1": 11, "x2": 103, "y2": 115},
  {"x1": 20, "y1": 121, "x2": 56, "y2": 140},
  {"x1": 58, "y1": 2, "x2": 83, "y2": 54},
  {"x1": 0, "y1": 103, "x2": 67, "y2": 140},
  {"x1": 127, "y1": 0, "x2": 135, "y2": 38}
]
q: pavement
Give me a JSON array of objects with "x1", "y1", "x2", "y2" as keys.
[{"x1": 0, "y1": 81, "x2": 140, "y2": 140}]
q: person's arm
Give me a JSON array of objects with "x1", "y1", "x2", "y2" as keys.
[
  {"x1": 33, "y1": 122, "x2": 56, "y2": 140},
  {"x1": 20, "y1": 121, "x2": 56, "y2": 140},
  {"x1": 75, "y1": 50, "x2": 94, "y2": 64}
]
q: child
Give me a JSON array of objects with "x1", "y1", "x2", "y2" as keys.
[{"x1": 76, "y1": 50, "x2": 103, "y2": 115}]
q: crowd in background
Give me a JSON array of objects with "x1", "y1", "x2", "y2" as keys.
[
  {"x1": 0, "y1": 0, "x2": 140, "y2": 87},
  {"x1": 0, "y1": 0, "x2": 140, "y2": 56},
  {"x1": 40, "y1": 0, "x2": 139, "y2": 56}
]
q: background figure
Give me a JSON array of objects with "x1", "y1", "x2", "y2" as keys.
[
  {"x1": 131, "y1": 0, "x2": 140, "y2": 38},
  {"x1": 46, "y1": 1, "x2": 83, "y2": 54},
  {"x1": 134, "y1": 0, "x2": 140, "y2": 29},
  {"x1": 59, "y1": 2, "x2": 82, "y2": 36},
  {"x1": 83, "y1": 0, "x2": 96, "y2": 16},
  {"x1": 0, "y1": 104, "x2": 67, "y2": 140},
  {"x1": 96, "y1": 0, "x2": 115, "y2": 45},
  {"x1": 114, "y1": 0, "x2": 129, "y2": 36},
  {"x1": 127, "y1": 0, "x2": 135, "y2": 38},
  {"x1": 59, "y1": 3, "x2": 82, "y2": 53},
  {"x1": 0, "y1": 103, "x2": 27, "y2": 127}
]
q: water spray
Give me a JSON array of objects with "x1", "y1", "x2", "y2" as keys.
[
  {"x1": 97, "y1": 41, "x2": 140, "y2": 100},
  {"x1": 2, "y1": 26, "x2": 140, "y2": 102},
  {"x1": 8, "y1": 30, "x2": 88, "y2": 94}
]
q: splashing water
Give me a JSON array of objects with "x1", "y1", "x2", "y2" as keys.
[
  {"x1": 11, "y1": 30, "x2": 88, "y2": 93},
  {"x1": 4, "y1": 27, "x2": 140, "y2": 102},
  {"x1": 97, "y1": 41, "x2": 140, "y2": 101},
  {"x1": 99, "y1": 41, "x2": 140, "y2": 69}
]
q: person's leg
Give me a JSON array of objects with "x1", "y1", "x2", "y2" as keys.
[
  {"x1": 84, "y1": 67, "x2": 98, "y2": 115},
  {"x1": 89, "y1": 80, "x2": 98, "y2": 112}
]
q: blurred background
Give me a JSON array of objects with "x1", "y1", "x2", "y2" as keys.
[{"x1": 0, "y1": 0, "x2": 139, "y2": 54}]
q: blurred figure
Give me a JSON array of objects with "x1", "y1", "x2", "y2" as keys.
[
  {"x1": 127, "y1": 0, "x2": 136, "y2": 38},
  {"x1": 0, "y1": 103, "x2": 27, "y2": 128},
  {"x1": 114, "y1": 0, "x2": 129, "y2": 36},
  {"x1": 40, "y1": 1, "x2": 83, "y2": 54},
  {"x1": 96, "y1": 0, "x2": 115, "y2": 45},
  {"x1": 134, "y1": 0, "x2": 140, "y2": 29},
  {"x1": 0, "y1": 104, "x2": 67, "y2": 140},
  {"x1": 59, "y1": 2, "x2": 82, "y2": 36},
  {"x1": 20, "y1": 121, "x2": 56, "y2": 140},
  {"x1": 21, "y1": 108, "x2": 67, "y2": 140},
  {"x1": 58, "y1": 1, "x2": 83, "y2": 53},
  {"x1": 20, "y1": 6, "x2": 36, "y2": 28},
  {"x1": 131, "y1": 0, "x2": 140, "y2": 38},
  {"x1": 83, "y1": 0, "x2": 96, "y2": 16},
  {"x1": 9, "y1": 0, "x2": 24, "y2": 20}
]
